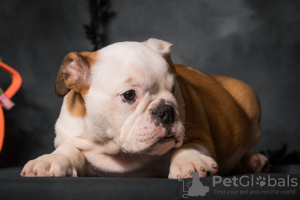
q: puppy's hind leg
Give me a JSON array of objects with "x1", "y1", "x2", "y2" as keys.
[
  {"x1": 232, "y1": 125, "x2": 270, "y2": 174},
  {"x1": 233, "y1": 153, "x2": 271, "y2": 174}
]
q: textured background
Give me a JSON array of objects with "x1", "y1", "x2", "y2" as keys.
[{"x1": 0, "y1": 0, "x2": 299, "y2": 167}]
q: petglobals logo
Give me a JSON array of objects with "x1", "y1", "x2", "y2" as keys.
[
  {"x1": 179, "y1": 172, "x2": 210, "y2": 198},
  {"x1": 179, "y1": 173, "x2": 299, "y2": 199},
  {"x1": 213, "y1": 175, "x2": 298, "y2": 188}
]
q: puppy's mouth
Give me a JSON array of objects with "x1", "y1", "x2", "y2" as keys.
[{"x1": 157, "y1": 132, "x2": 179, "y2": 144}]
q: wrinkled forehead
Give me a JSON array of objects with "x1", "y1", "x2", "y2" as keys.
[{"x1": 91, "y1": 42, "x2": 173, "y2": 86}]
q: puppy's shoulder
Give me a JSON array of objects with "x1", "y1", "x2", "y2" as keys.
[
  {"x1": 174, "y1": 64, "x2": 220, "y2": 90},
  {"x1": 55, "y1": 91, "x2": 88, "y2": 147}
]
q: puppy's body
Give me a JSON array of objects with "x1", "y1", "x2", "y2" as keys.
[
  {"x1": 175, "y1": 64, "x2": 261, "y2": 174},
  {"x1": 22, "y1": 39, "x2": 269, "y2": 178}
]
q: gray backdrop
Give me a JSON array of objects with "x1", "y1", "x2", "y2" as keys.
[{"x1": 0, "y1": 0, "x2": 299, "y2": 167}]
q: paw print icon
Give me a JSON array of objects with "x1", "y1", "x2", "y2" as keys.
[{"x1": 256, "y1": 176, "x2": 266, "y2": 187}]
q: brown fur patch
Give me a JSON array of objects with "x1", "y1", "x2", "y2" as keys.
[
  {"x1": 79, "y1": 51, "x2": 98, "y2": 70},
  {"x1": 66, "y1": 90, "x2": 86, "y2": 117},
  {"x1": 125, "y1": 77, "x2": 133, "y2": 83},
  {"x1": 76, "y1": 51, "x2": 98, "y2": 96},
  {"x1": 174, "y1": 64, "x2": 259, "y2": 166}
]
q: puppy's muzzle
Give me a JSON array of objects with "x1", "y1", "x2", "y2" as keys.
[{"x1": 152, "y1": 104, "x2": 175, "y2": 127}]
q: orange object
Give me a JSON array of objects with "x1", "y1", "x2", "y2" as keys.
[{"x1": 0, "y1": 61, "x2": 22, "y2": 152}]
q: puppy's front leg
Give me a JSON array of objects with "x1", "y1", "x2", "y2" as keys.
[
  {"x1": 169, "y1": 143, "x2": 218, "y2": 179},
  {"x1": 21, "y1": 143, "x2": 86, "y2": 177}
]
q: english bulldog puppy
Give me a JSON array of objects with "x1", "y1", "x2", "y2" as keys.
[{"x1": 21, "y1": 38, "x2": 270, "y2": 178}]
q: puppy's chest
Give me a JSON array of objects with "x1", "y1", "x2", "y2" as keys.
[{"x1": 85, "y1": 151, "x2": 172, "y2": 178}]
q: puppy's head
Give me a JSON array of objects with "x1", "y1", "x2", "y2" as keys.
[{"x1": 56, "y1": 38, "x2": 185, "y2": 155}]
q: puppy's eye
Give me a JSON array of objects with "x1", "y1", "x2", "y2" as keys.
[
  {"x1": 172, "y1": 86, "x2": 175, "y2": 94},
  {"x1": 122, "y1": 90, "x2": 136, "y2": 102}
]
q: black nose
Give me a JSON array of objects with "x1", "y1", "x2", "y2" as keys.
[{"x1": 153, "y1": 104, "x2": 175, "y2": 126}]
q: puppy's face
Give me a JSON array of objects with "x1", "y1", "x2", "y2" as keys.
[{"x1": 56, "y1": 39, "x2": 185, "y2": 155}]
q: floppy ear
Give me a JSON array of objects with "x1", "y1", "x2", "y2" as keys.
[
  {"x1": 142, "y1": 38, "x2": 173, "y2": 59},
  {"x1": 55, "y1": 51, "x2": 96, "y2": 97},
  {"x1": 142, "y1": 38, "x2": 176, "y2": 73}
]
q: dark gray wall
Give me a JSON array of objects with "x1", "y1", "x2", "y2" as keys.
[{"x1": 0, "y1": 0, "x2": 299, "y2": 167}]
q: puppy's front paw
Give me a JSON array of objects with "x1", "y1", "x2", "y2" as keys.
[
  {"x1": 21, "y1": 154, "x2": 77, "y2": 177},
  {"x1": 168, "y1": 154, "x2": 218, "y2": 179}
]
